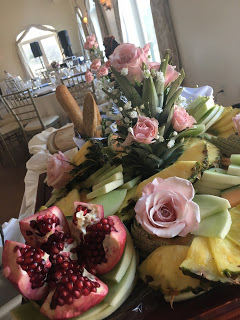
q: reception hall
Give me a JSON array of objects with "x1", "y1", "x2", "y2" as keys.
[{"x1": 0, "y1": 1, "x2": 240, "y2": 320}]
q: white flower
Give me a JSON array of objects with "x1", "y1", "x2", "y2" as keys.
[
  {"x1": 139, "y1": 104, "x2": 145, "y2": 110},
  {"x1": 142, "y1": 69, "x2": 151, "y2": 79},
  {"x1": 129, "y1": 111, "x2": 138, "y2": 119},
  {"x1": 156, "y1": 71, "x2": 165, "y2": 84},
  {"x1": 114, "y1": 99, "x2": 118, "y2": 103},
  {"x1": 177, "y1": 95, "x2": 187, "y2": 107},
  {"x1": 121, "y1": 68, "x2": 128, "y2": 76},
  {"x1": 156, "y1": 107, "x2": 163, "y2": 114},
  {"x1": 124, "y1": 117, "x2": 130, "y2": 124},
  {"x1": 173, "y1": 131, "x2": 178, "y2": 136},
  {"x1": 118, "y1": 107, "x2": 123, "y2": 112},
  {"x1": 123, "y1": 101, "x2": 132, "y2": 110},
  {"x1": 158, "y1": 136, "x2": 164, "y2": 142},
  {"x1": 167, "y1": 139, "x2": 175, "y2": 149}
]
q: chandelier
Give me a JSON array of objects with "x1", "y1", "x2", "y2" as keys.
[{"x1": 99, "y1": 0, "x2": 112, "y2": 10}]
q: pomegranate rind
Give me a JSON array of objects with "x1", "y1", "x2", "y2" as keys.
[
  {"x1": 96, "y1": 216, "x2": 127, "y2": 274},
  {"x1": 40, "y1": 271, "x2": 108, "y2": 320},
  {"x1": 19, "y1": 206, "x2": 70, "y2": 248},
  {"x1": 2, "y1": 240, "x2": 50, "y2": 300}
]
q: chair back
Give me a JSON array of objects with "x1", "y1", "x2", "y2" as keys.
[
  {"x1": 60, "y1": 72, "x2": 96, "y2": 106},
  {"x1": 1, "y1": 89, "x2": 45, "y2": 132}
]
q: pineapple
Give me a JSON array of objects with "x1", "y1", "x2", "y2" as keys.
[
  {"x1": 138, "y1": 245, "x2": 204, "y2": 299},
  {"x1": 226, "y1": 205, "x2": 240, "y2": 247},
  {"x1": 135, "y1": 160, "x2": 201, "y2": 199},
  {"x1": 72, "y1": 141, "x2": 92, "y2": 165},
  {"x1": 177, "y1": 138, "x2": 208, "y2": 168},
  {"x1": 208, "y1": 237, "x2": 240, "y2": 279},
  {"x1": 131, "y1": 220, "x2": 193, "y2": 258},
  {"x1": 180, "y1": 237, "x2": 232, "y2": 284},
  {"x1": 207, "y1": 141, "x2": 221, "y2": 167},
  {"x1": 54, "y1": 188, "x2": 80, "y2": 216}
]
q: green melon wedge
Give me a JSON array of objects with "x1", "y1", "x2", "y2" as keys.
[
  {"x1": 192, "y1": 209, "x2": 232, "y2": 239},
  {"x1": 92, "y1": 172, "x2": 123, "y2": 191},
  {"x1": 230, "y1": 154, "x2": 240, "y2": 166},
  {"x1": 94, "y1": 165, "x2": 123, "y2": 185},
  {"x1": 193, "y1": 194, "x2": 230, "y2": 219},
  {"x1": 119, "y1": 175, "x2": 142, "y2": 190},
  {"x1": 81, "y1": 163, "x2": 111, "y2": 188},
  {"x1": 227, "y1": 164, "x2": 240, "y2": 177},
  {"x1": 86, "y1": 179, "x2": 124, "y2": 200},
  {"x1": 90, "y1": 189, "x2": 127, "y2": 217}
]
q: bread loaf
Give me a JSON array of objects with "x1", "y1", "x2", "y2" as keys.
[
  {"x1": 55, "y1": 85, "x2": 86, "y2": 137},
  {"x1": 83, "y1": 92, "x2": 102, "y2": 137}
]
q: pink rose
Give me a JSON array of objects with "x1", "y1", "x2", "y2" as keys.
[
  {"x1": 84, "y1": 34, "x2": 98, "y2": 50},
  {"x1": 85, "y1": 70, "x2": 94, "y2": 83},
  {"x1": 135, "y1": 177, "x2": 200, "y2": 238},
  {"x1": 97, "y1": 66, "x2": 109, "y2": 78},
  {"x1": 149, "y1": 63, "x2": 180, "y2": 86},
  {"x1": 109, "y1": 43, "x2": 150, "y2": 83},
  {"x1": 90, "y1": 58, "x2": 101, "y2": 71},
  {"x1": 122, "y1": 115, "x2": 158, "y2": 147},
  {"x1": 105, "y1": 60, "x2": 111, "y2": 69},
  {"x1": 172, "y1": 105, "x2": 196, "y2": 132},
  {"x1": 47, "y1": 152, "x2": 74, "y2": 189},
  {"x1": 233, "y1": 113, "x2": 240, "y2": 134}
]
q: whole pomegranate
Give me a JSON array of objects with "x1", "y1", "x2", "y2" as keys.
[{"x1": 2, "y1": 204, "x2": 127, "y2": 319}]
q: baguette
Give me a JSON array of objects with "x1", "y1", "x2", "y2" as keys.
[
  {"x1": 55, "y1": 85, "x2": 86, "y2": 137},
  {"x1": 83, "y1": 92, "x2": 102, "y2": 137}
]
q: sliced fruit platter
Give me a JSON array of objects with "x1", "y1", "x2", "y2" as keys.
[{"x1": 2, "y1": 39, "x2": 240, "y2": 319}]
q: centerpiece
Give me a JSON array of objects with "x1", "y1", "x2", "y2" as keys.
[{"x1": 2, "y1": 35, "x2": 240, "y2": 320}]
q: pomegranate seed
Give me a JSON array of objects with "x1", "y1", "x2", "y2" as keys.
[
  {"x1": 54, "y1": 271, "x2": 62, "y2": 280},
  {"x1": 69, "y1": 275, "x2": 77, "y2": 283},
  {"x1": 57, "y1": 298, "x2": 65, "y2": 306},
  {"x1": 91, "y1": 287, "x2": 97, "y2": 293},
  {"x1": 101, "y1": 219, "x2": 108, "y2": 224},
  {"x1": 61, "y1": 290, "x2": 68, "y2": 297},
  {"x1": 16, "y1": 257, "x2": 24, "y2": 264},
  {"x1": 61, "y1": 276, "x2": 69, "y2": 283},
  {"x1": 75, "y1": 280, "x2": 84, "y2": 289},
  {"x1": 82, "y1": 288, "x2": 90, "y2": 296},
  {"x1": 66, "y1": 296, "x2": 74, "y2": 305},
  {"x1": 65, "y1": 282, "x2": 73, "y2": 291},
  {"x1": 60, "y1": 262, "x2": 69, "y2": 269},
  {"x1": 73, "y1": 290, "x2": 81, "y2": 298},
  {"x1": 56, "y1": 255, "x2": 64, "y2": 264}
]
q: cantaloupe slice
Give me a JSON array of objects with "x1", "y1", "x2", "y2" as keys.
[{"x1": 221, "y1": 185, "x2": 240, "y2": 207}]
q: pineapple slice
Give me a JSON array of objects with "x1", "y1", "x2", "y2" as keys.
[
  {"x1": 226, "y1": 205, "x2": 240, "y2": 247},
  {"x1": 54, "y1": 188, "x2": 80, "y2": 216},
  {"x1": 138, "y1": 245, "x2": 203, "y2": 297},
  {"x1": 72, "y1": 140, "x2": 92, "y2": 165},
  {"x1": 207, "y1": 141, "x2": 221, "y2": 167},
  {"x1": 135, "y1": 160, "x2": 201, "y2": 199},
  {"x1": 180, "y1": 237, "x2": 231, "y2": 284},
  {"x1": 177, "y1": 138, "x2": 208, "y2": 168},
  {"x1": 208, "y1": 237, "x2": 240, "y2": 279}
]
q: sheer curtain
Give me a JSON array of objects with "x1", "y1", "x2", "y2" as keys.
[{"x1": 150, "y1": 0, "x2": 181, "y2": 69}]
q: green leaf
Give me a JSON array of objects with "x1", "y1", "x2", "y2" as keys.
[
  {"x1": 142, "y1": 75, "x2": 159, "y2": 117},
  {"x1": 111, "y1": 68, "x2": 142, "y2": 107},
  {"x1": 159, "y1": 87, "x2": 183, "y2": 125},
  {"x1": 166, "y1": 68, "x2": 185, "y2": 104},
  {"x1": 160, "y1": 49, "x2": 170, "y2": 76}
]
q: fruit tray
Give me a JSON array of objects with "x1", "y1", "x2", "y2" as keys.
[{"x1": 35, "y1": 173, "x2": 240, "y2": 320}]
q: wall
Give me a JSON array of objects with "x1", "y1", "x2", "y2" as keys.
[
  {"x1": 169, "y1": 0, "x2": 240, "y2": 107},
  {"x1": 0, "y1": 0, "x2": 81, "y2": 81}
]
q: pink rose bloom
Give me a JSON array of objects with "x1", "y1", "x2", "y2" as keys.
[
  {"x1": 97, "y1": 66, "x2": 109, "y2": 78},
  {"x1": 149, "y1": 63, "x2": 180, "y2": 86},
  {"x1": 105, "y1": 60, "x2": 111, "y2": 69},
  {"x1": 135, "y1": 177, "x2": 200, "y2": 238},
  {"x1": 233, "y1": 113, "x2": 240, "y2": 134},
  {"x1": 85, "y1": 70, "x2": 94, "y2": 83},
  {"x1": 172, "y1": 105, "x2": 196, "y2": 132},
  {"x1": 90, "y1": 58, "x2": 101, "y2": 71},
  {"x1": 84, "y1": 34, "x2": 98, "y2": 50},
  {"x1": 109, "y1": 43, "x2": 150, "y2": 83},
  {"x1": 47, "y1": 152, "x2": 74, "y2": 189},
  {"x1": 122, "y1": 115, "x2": 158, "y2": 147}
]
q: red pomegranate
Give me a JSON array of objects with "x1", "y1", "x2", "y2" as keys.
[
  {"x1": 20, "y1": 206, "x2": 70, "y2": 248},
  {"x1": 2, "y1": 203, "x2": 127, "y2": 319}
]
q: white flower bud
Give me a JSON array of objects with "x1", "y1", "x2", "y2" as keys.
[
  {"x1": 156, "y1": 71, "x2": 165, "y2": 84},
  {"x1": 142, "y1": 69, "x2": 151, "y2": 79},
  {"x1": 118, "y1": 107, "x2": 123, "y2": 112},
  {"x1": 167, "y1": 139, "x2": 175, "y2": 149},
  {"x1": 156, "y1": 107, "x2": 163, "y2": 114},
  {"x1": 123, "y1": 101, "x2": 132, "y2": 110},
  {"x1": 129, "y1": 111, "x2": 138, "y2": 119},
  {"x1": 121, "y1": 68, "x2": 128, "y2": 76}
]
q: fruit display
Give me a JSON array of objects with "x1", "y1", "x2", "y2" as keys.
[{"x1": 3, "y1": 38, "x2": 240, "y2": 319}]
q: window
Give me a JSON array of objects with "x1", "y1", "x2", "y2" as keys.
[
  {"x1": 88, "y1": 0, "x2": 104, "y2": 52},
  {"x1": 118, "y1": 0, "x2": 160, "y2": 62},
  {"x1": 17, "y1": 25, "x2": 63, "y2": 77}
]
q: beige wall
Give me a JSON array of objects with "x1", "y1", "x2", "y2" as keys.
[
  {"x1": 169, "y1": 0, "x2": 240, "y2": 107},
  {"x1": 0, "y1": 0, "x2": 82, "y2": 81}
]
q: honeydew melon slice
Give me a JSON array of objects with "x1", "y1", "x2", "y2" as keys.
[
  {"x1": 194, "y1": 185, "x2": 221, "y2": 196},
  {"x1": 201, "y1": 170, "x2": 240, "y2": 186},
  {"x1": 226, "y1": 206, "x2": 240, "y2": 246},
  {"x1": 194, "y1": 179, "x2": 231, "y2": 191},
  {"x1": 192, "y1": 209, "x2": 232, "y2": 239},
  {"x1": 227, "y1": 164, "x2": 240, "y2": 176},
  {"x1": 221, "y1": 185, "x2": 240, "y2": 207},
  {"x1": 176, "y1": 124, "x2": 206, "y2": 140},
  {"x1": 186, "y1": 96, "x2": 209, "y2": 115},
  {"x1": 101, "y1": 249, "x2": 137, "y2": 307},
  {"x1": 82, "y1": 163, "x2": 111, "y2": 188},
  {"x1": 100, "y1": 229, "x2": 134, "y2": 283},
  {"x1": 230, "y1": 154, "x2": 240, "y2": 166},
  {"x1": 119, "y1": 175, "x2": 142, "y2": 190},
  {"x1": 193, "y1": 194, "x2": 230, "y2": 219},
  {"x1": 90, "y1": 189, "x2": 127, "y2": 217},
  {"x1": 86, "y1": 179, "x2": 124, "y2": 200},
  {"x1": 191, "y1": 97, "x2": 215, "y2": 122},
  {"x1": 205, "y1": 105, "x2": 224, "y2": 131},
  {"x1": 208, "y1": 168, "x2": 227, "y2": 174},
  {"x1": 95, "y1": 165, "x2": 123, "y2": 185},
  {"x1": 92, "y1": 172, "x2": 123, "y2": 191},
  {"x1": 198, "y1": 105, "x2": 220, "y2": 126}
]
